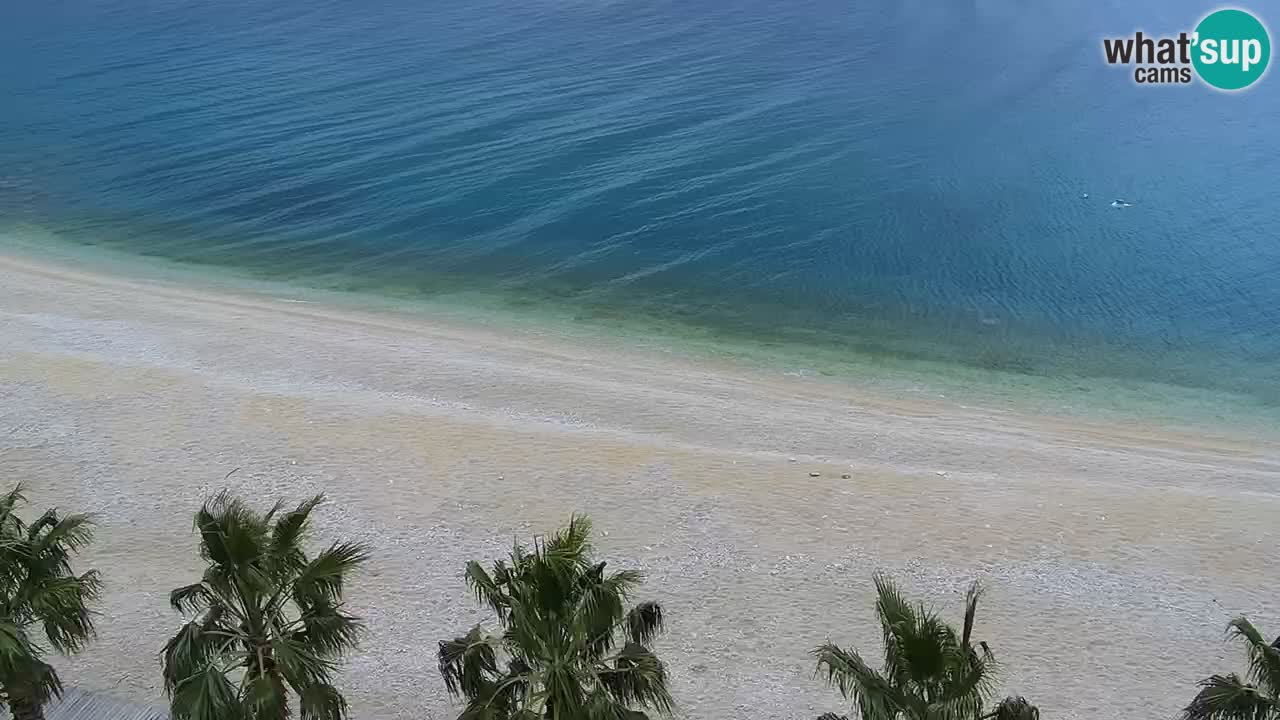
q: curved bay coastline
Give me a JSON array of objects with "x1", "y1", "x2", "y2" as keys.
[{"x1": 0, "y1": 236, "x2": 1278, "y2": 719}]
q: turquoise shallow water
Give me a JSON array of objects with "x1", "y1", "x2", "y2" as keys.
[{"x1": 1, "y1": 0, "x2": 1278, "y2": 417}]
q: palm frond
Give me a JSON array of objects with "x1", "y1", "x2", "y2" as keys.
[
  {"x1": 169, "y1": 663, "x2": 241, "y2": 720},
  {"x1": 170, "y1": 582, "x2": 212, "y2": 614},
  {"x1": 813, "y1": 641, "x2": 908, "y2": 715},
  {"x1": 0, "y1": 620, "x2": 37, "y2": 666},
  {"x1": 872, "y1": 573, "x2": 916, "y2": 634},
  {"x1": 580, "y1": 566, "x2": 630, "y2": 654},
  {"x1": 293, "y1": 601, "x2": 363, "y2": 658},
  {"x1": 543, "y1": 514, "x2": 593, "y2": 575},
  {"x1": 599, "y1": 642, "x2": 674, "y2": 715},
  {"x1": 892, "y1": 611, "x2": 959, "y2": 688},
  {"x1": 270, "y1": 635, "x2": 337, "y2": 692},
  {"x1": 466, "y1": 560, "x2": 508, "y2": 616},
  {"x1": 30, "y1": 512, "x2": 96, "y2": 556},
  {"x1": 270, "y1": 494, "x2": 324, "y2": 570},
  {"x1": 991, "y1": 696, "x2": 1040, "y2": 720},
  {"x1": 298, "y1": 681, "x2": 349, "y2": 720},
  {"x1": 30, "y1": 571, "x2": 101, "y2": 652},
  {"x1": 261, "y1": 499, "x2": 287, "y2": 524},
  {"x1": 0, "y1": 658, "x2": 65, "y2": 706},
  {"x1": 933, "y1": 646, "x2": 996, "y2": 715},
  {"x1": 961, "y1": 581, "x2": 983, "y2": 648},
  {"x1": 583, "y1": 686, "x2": 630, "y2": 720},
  {"x1": 0, "y1": 623, "x2": 61, "y2": 704},
  {"x1": 926, "y1": 686, "x2": 986, "y2": 720},
  {"x1": 872, "y1": 573, "x2": 917, "y2": 686},
  {"x1": 1227, "y1": 617, "x2": 1280, "y2": 698},
  {"x1": 544, "y1": 662, "x2": 589, "y2": 719},
  {"x1": 194, "y1": 492, "x2": 237, "y2": 568},
  {"x1": 1180, "y1": 673, "x2": 1278, "y2": 720},
  {"x1": 24, "y1": 509, "x2": 59, "y2": 543},
  {"x1": 625, "y1": 602, "x2": 664, "y2": 645},
  {"x1": 195, "y1": 491, "x2": 269, "y2": 571},
  {"x1": 293, "y1": 542, "x2": 369, "y2": 605},
  {"x1": 162, "y1": 614, "x2": 234, "y2": 695},
  {"x1": 439, "y1": 625, "x2": 501, "y2": 700},
  {"x1": 0, "y1": 484, "x2": 29, "y2": 532},
  {"x1": 239, "y1": 673, "x2": 286, "y2": 720}
]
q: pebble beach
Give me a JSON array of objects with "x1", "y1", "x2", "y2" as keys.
[{"x1": 1, "y1": 251, "x2": 1278, "y2": 720}]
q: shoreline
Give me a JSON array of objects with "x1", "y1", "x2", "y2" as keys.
[
  {"x1": 3, "y1": 227, "x2": 1279, "y2": 439},
  {"x1": 1, "y1": 248, "x2": 1279, "y2": 719}
]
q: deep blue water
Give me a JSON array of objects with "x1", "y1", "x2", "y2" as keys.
[{"x1": 1, "y1": 0, "x2": 1278, "y2": 402}]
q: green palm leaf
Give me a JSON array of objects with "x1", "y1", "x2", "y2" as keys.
[
  {"x1": 814, "y1": 640, "x2": 908, "y2": 717},
  {"x1": 990, "y1": 696, "x2": 1040, "y2": 720},
  {"x1": 815, "y1": 575, "x2": 1035, "y2": 720},
  {"x1": 293, "y1": 542, "x2": 370, "y2": 605},
  {"x1": 440, "y1": 515, "x2": 672, "y2": 720},
  {"x1": 270, "y1": 495, "x2": 324, "y2": 572},
  {"x1": 1182, "y1": 617, "x2": 1280, "y2": 720},
  {"x1": 1181, "y1": 674, "x2": 1277, "y2": 720},
  {"x1": 1226, "y1": 618, "x2": 1280, "y2": 699},
  {"x1": 297, "y1": 682, "x2": 348, "y2": 720},
  {"x1": 0, "y1": 485, "x2": 99, "y2": 720},
  {"x1": 164, "y1": 488, "x2": 367, "y2": 720}
]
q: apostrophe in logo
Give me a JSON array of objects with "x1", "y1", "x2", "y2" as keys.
[
  {"x1": 1193, "y1": 9, "x2": 1269, "y2": 90},
  {"x1": 1102, "y1": 8, "x2": 1270, "y2": 90}
]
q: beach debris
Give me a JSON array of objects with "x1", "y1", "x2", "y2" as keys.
[
  {"x1": 1081, "y1": 192, "x2": 1089, "y2": 199},
  {"x1": 935, "y1": 470, "x2": 949, "y2": 477},
  {"x1": 841, "y1": 473, "x2": 851, "y2": 479},
  {"x1": 1111, "y1": 198, "x2": 1134, "y2": 208},
  {"x1": 809, "y1": 471, "x2": 821, "y2": 477},
  {"x1": 788, "y1": 457, "x2": 797, "y2": 463},
  {"x1": 497, "y1": 475, "x2": 504, "y2": 481}
]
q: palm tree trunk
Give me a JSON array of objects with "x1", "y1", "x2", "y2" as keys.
[{"x1": 5, "y1": 686, "x2": 47, "y2": 720}]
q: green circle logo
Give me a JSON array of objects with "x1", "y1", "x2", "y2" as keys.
[{"x1": 1193, "y1": 9, "x2": 1270, "y2": 90}]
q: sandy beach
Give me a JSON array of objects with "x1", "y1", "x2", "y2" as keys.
[{"x1": 0, "y1": 250, "x2": 1277, "y2": 719}]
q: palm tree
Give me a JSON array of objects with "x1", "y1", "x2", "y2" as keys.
[
  {"x1": 813, "y1": 574, "x2": 1039, "y2": 720},
  {"x1": 438, "y1": 515, "x2": 673, "y2": 720},
  {"x1": 162, "y1": 491, "x2": 370, "y2": 720},
  {"x1": 0, "y1": 483, "x2": 101, "y2": 720},
  {"x1": 1181, "y1": 617, "x2": 1280, "y2": 720}
]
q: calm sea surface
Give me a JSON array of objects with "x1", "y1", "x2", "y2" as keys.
[{"x1": 1, "y1": 0, "x2": 1278, "y2": 407}]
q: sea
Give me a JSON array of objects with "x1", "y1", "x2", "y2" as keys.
[{"x1": 1, "y1": 0, "x2": 1278, "y2": 427}]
